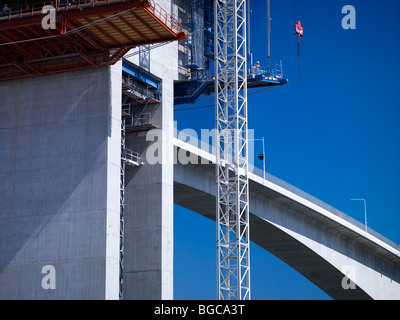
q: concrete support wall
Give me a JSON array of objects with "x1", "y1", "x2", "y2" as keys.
[
  {"x1": 124, "y1": 120, "x2": 174, "y2": 299},
  {"x1": 123, "y1": 49, "x2": 177, "y2": 299},
  {"x1": 0, "y1": 64, "x2": 122, "y2": 300},
  {"x1": 122, "y1": 0, "x2": 178, "y2": 298},
  {"x1": 0, "y1": 0, "x2": 192, "y2": 300}
]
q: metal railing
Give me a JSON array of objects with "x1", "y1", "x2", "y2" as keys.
[
  {"x1": 249, "y1": 60, "x2": 284, "y2": 80},
  {"x1": 147, "y1": 0, "x2": 184, "y2": 35},
  {"x1": 1, "y1": 0, "x2": 122, "y2": 19},
  {"x1": 174, "y1": 129, "x2": 400, "y2": 252},
  {"x1": 122, "y1": 147, "x2": 140, "y2": 165},
  {"x1": 122, "y1": 75, "x2": 161, "y2": 101}
]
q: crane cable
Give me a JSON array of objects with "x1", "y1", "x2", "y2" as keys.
[
  {"x1": 297, "y1": 31, "x2": 301, "y2": 77},
  {"x1": 294, "y1": 0, "x2": 303, "y2": 25},
  {"x1": 266, "y1": 0, "x2": 271, "y2": 59}
]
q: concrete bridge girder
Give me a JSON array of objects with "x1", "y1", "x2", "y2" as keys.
[{"x1": 173, "y1": 141, "x2": 400, "y2": 300}]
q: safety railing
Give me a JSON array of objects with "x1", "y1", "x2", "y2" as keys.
[
  {"x1": 249, "y1": 60, "x2": 284, "y2": 80},
  {"x1": 174, "y1": 128, "x2": 400, "y2": 252},
  {"x1": 122, "y1": 75, "x2": 161, "y2": 101},
  {"x1": 122, "y1": 147, "x2": 140, "y2": 165},
  {"x1": 147, "y1": 0, "x2": 184, "y2": 35},
  {"x1": 1, "y1": 0, "x2": 117, "y2": 19}
]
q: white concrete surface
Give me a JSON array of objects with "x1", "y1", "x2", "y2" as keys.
[
  {"x1": 173, "y1": 138, "x2": 400, "y2": 300},
  {"x1": 122, "y1": 0, "x2": 179, "y2": 300},
  {"x1": 0, "y1": 65, "x2": 122, "y2": 299}
]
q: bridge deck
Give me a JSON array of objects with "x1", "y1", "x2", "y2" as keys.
[{"x1": 172, "y1": 133, "x2": 400, "y2": 299}]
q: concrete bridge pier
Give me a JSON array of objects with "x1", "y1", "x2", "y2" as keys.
[
  {"x1": 123, "y1": 80, "x2": 175, "y2": 300},
  {"x1": 122, "y1": 39, "x2": 178, "y2": 300},
  {"x1": 0, "y1": 64, "x2": 122, "y2": 300}
]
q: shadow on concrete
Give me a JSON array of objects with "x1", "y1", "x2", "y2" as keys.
[{"x1": 0, "y1": 67, "x2": 112, "y2": 299}]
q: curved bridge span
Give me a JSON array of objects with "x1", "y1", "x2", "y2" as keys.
[{"x1": 173, "y1": 136, "x2": 400, "y2": 300}]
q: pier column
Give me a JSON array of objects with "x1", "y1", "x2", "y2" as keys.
[{"x1": 0, "y1": 64, "x2": 122, "y2": 300}]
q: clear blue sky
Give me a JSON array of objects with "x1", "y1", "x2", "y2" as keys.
[{"x1": 173, "y1": 0, "x2": 400, "y2": 299}]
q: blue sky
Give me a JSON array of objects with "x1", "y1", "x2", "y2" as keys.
[{"x1": 173, "y1": 0, "x2": 400, "y2": 299}]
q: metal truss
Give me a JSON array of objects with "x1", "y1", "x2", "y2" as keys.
[
  {"x1": 0, "y1": 0, "x2": 186, "y2": 80},
  {"x1": 215, "y1": 0, "x2": 250, "y2": 300}
]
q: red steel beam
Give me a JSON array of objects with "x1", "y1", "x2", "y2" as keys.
[
  {"x1": 0, "y1": 31, "x2": 38, "y2": 59},
  {"x1": 67, "y1": 20, "x2": 103, "y2": 50},
  {"x1": 107, "y1": 46, "x2": 132, "y2": 64},
  {"x1": 0, "y1": 0, "x2": 187, "y2": 80}
]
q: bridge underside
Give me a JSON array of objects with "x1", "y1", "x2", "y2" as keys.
[
  {"x1": 173, "y1": 159, "x2": 400, "y2": 300},
  {"x1": 174, "y1": 179, "x2": 371, "y2": 300}
]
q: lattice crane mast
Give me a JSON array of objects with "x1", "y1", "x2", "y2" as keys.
[{"x1": 214, "y1": 0, "x2": 250, "y2": 300}]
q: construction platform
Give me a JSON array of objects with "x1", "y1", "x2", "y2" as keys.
[
  {"x1": 121, "y1": 59, "x2": 160, "y2": 132},
  {"x1": 0, "y1": 0, "x2": 186, "y2": 80},
  {"x1": 174, "y1": 66, "x2": 288, "y2": 105}
]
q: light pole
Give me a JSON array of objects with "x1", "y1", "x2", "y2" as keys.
[
  {"x1": 249, "y1": 137, "x2": 265, "y2": 181},
  {"x1": 349, "y1": 198, "x2": 367, "y2": 233}
]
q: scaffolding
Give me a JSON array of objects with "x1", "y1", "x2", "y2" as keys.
[
  {"x1": 118, "y1": 60, "x2": 162, "y2": 297},
  {"x1": 119, "y1": 75, "x2": 144, "y2": 299},
  {"x1": 203, "y1": 0, "x2": 214, "y2": 60},
  {"x1": 122, "y1": 69, "x2": 161, "y2": 132},
  {"x1": 182, "y1": 0, "x2": 205, "y2": 72},
  {"x1": 174, "y1": 0, "x2": 287, "y2": 105},
  {"x1": 178, "y1": 0, "x2": 213, "y2": 80}
]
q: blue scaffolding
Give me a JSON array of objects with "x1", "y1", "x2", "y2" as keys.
[
  {"x1": 122, "y1": 60, "x2": 161, "y2": 132},
  {"x1": 174, "y1": 0, "x2": 288, "y2": 106}
]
